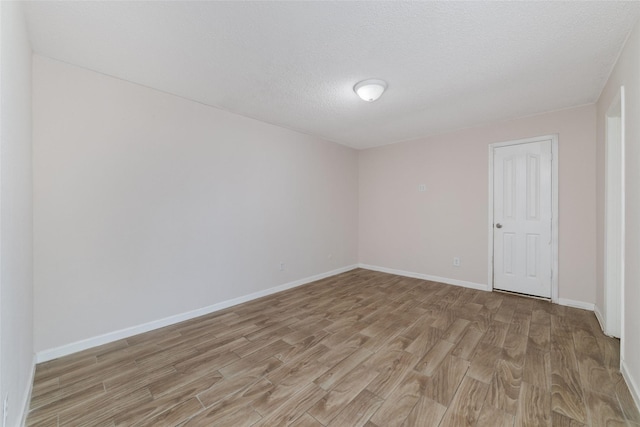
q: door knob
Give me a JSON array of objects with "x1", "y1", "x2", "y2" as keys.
[{"x1": 495, "y1": 223, "x2": 503, "y2": 229}]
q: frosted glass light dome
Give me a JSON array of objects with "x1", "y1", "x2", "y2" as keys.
[{"x1": 354, "y1": 79, "x2": 387, "y2": 102}]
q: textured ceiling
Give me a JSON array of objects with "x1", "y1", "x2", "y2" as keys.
[{"x1": 24, "y1": 1, "x2": 640, "y2": 149}]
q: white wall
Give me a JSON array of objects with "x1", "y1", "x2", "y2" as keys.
[
  {"x1": 596, "y1": 17, "x2": 640, "y2": 410},
  {"x1": 24, "y1": 18, "x2": 640, "y2": 416},
  {"x1": 0, "y1": 1, "x2": 34, "y2": 426},
  {"x1": 33, "y1": 56, "x2": 358, "y2": 355},
  {"x1": 359, "y1": 105, "x2": 597, "y2": 305}
]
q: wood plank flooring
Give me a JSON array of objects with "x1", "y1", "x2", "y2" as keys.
[{"x1": 26, "y1": 269, "x2": 640, "y2": 426}]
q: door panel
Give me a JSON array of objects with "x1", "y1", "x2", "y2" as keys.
[
  {"x1": 493, "y1": 140, "x2": 552, "y2": 298},
  {"x1": 503, "y1": 233, "x2": 515, "y2": 275}
]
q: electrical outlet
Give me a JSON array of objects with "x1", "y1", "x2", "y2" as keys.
[
  {"x1": 453, "y1": 257, "x2": 461, "y2": 267},
  {"x1": 279, "y1": 262, "x2": 285, "y2": 271},
  {"x1": 418, "y1": 184, "x2": 427, "y2": 192}
]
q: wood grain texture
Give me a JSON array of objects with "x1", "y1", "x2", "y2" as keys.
[
  {"x1": 422, "y1": 355, "x2": 469, "y2": 406},
  {"x1": 551, "y1": 330, "x2": 588, "y2": 424},
  {"x1": 523, "y1": 345, "x2": 551, "y2": 390},
  {"x1": 367, "y1": 369, "x2": 427, "y2": 427},
  {"x1": 25, "y1": 269, "x2": 636, "y2": 426},
  {"x1": 414, "y1": 340, "x2": 454, "y2": 376},
  {"x1": 438, "y1": 376, "x2": 488, "y2": 426},
  {"x1": 326, "y1": 389, "x2": 383, "y2": 427},
  {"x1": 307, "y1": 362, "x2": 379, "y2": 424},
  {"x1": 467, "y1": 342, "x2": 502, "y2": 384},
  {"x1": 401, "y1": 396, "x2": 446, "y2": 427},
  {"x1": 451, "y1": 327, "x2": 483, "y2": 360},
  {"x1": 477, "y1": 405, "x2": 514, "y2": 427},
  {"x1": 551, "y1": 411, "x2": 587, "y2": 426},
  {"x1": 486, "y1": 358, "x2": 523, "y2": 415},
  {"x1": 515, "y1": 381, "x2": 551, "y2": 427},
  {"x1": 585, "y1": 390, "x2": 628, "y2": 427},
  {"x1": 615, "y1": 370, "x2": 640, "y2": 424}
]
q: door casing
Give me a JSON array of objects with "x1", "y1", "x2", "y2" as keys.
[
  {"x1": 488, "y1": 134, "x2": 559, "y2": 302},
  {"x1": 603, "y1": 86, "x2": 625, "y2": 340}
]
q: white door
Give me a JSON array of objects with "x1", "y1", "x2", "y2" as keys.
[{"x1": 493, "y1": 140, "x2": 552, "y2": 298}]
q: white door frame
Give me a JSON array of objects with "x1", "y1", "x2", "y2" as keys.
[
  {"x1": 0, "y1": 2, "x2": 3, "y2": 418},
  {"x1": 603, "y1": 86, "x2": 625, "y2": 340},
  {"x1": 488, "y1": 135, "x2": 559, "y2": 302}
]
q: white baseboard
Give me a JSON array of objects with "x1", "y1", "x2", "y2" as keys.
[
  {"x1": 358, "y1": 264, "x2": 490, "y2": 292},
  {"x1": 621, "y1": 360, "x2": 640, "y2": 417},
  {"x1": 358, "y1": 264, "x2": 599, "y2": 311},
  {"x1": 19, "y1": 354, "x2": 36, "y2": 427},
  {"x1": 557, "y1": 298, "x2": 595, "y2": 311},
  {"x1": 36, "y1": 264, "x2": 358, "y2": 363},
  {"x1": 594, "y1": 304, "x2": 605, "y2": 332}
]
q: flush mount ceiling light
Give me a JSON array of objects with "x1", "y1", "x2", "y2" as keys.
[{"x1": 354, "y1": 79, "x2": 387, "y2": 102}]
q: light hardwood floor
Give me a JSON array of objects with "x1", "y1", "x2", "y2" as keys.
[{"x1": 27, "y1": 269, "x2": 640, "y2": 426}]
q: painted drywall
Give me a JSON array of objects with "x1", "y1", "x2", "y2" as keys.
[
  {"x1": 596, "y1": 17, "x2": 640, "y2": 409},
  {"x1": 33, "y1": 56, "x2": 358, "y2": 354},
  {"x1": 359, "y1": 105, "x2": 597, "y2": 305},
  {"x1": 22, "y1": 2, "x2": 640, "y2": 149},
  {"x1": 0, "y1": 1, "x2": 34, "y2": 426}
]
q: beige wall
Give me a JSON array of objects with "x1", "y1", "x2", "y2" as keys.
[
  {"x1": 31, "y1": 24, "x2": 640, "y2": 412},
  {"x1": 596, "y1": 18, "x2": 640, "y2": 408},
  {"x1": 33, "y1": 56, "x2": 358, "y2": 355},
  {"x1": 0, "y1": 2, "x2": 34, "y2": 425},
  {"x1": 359, "y1": 105, "x2": 597, "y2": 304}
]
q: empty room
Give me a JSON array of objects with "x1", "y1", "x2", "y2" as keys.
[{"x1": 2, "y1": 1, "x2": 640, "y2": 426}]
